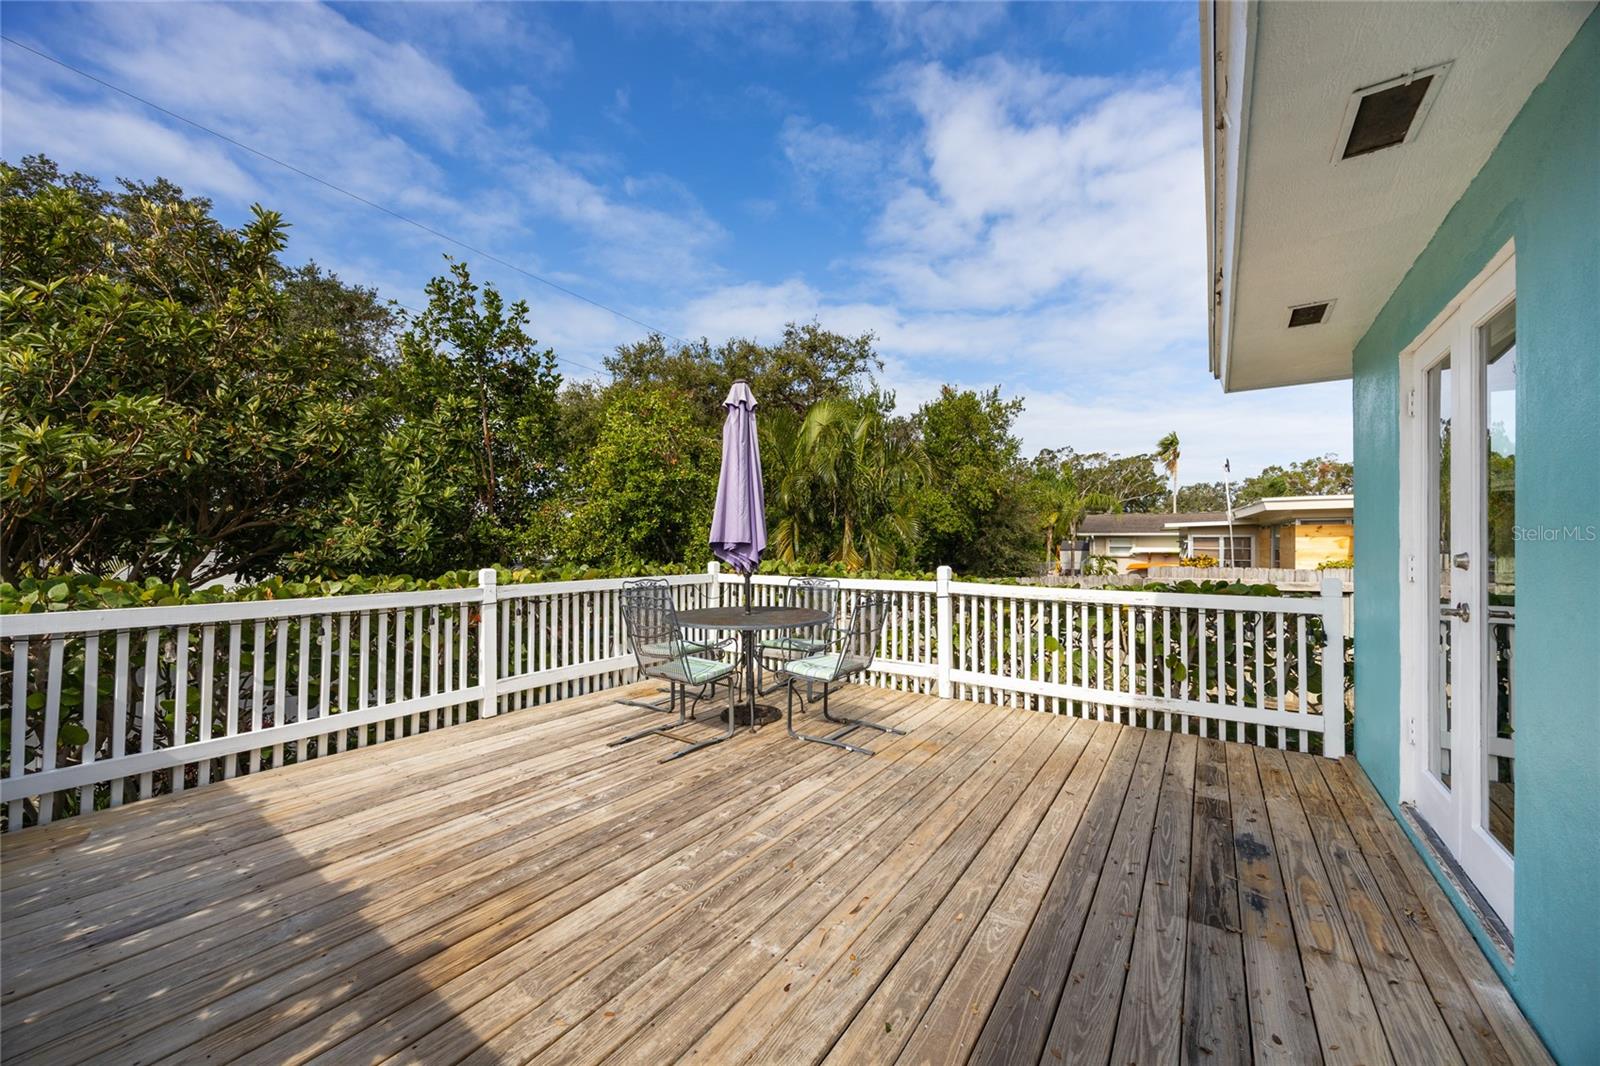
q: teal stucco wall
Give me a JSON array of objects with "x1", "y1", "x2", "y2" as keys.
[{"x1": 1351, "y1": 10, "x2": 1598, "y2": 1062}]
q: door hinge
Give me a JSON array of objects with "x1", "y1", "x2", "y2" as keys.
[
  {"x1": 1406, "y1": 387, "x2": 1417, "y2": 418},
  {"x1": 1406, "y1": 554, "x2": 1416, "y2": 584},
  {"x1": 1407, "y1": 715, "x2": 1417, "y2": 745}
]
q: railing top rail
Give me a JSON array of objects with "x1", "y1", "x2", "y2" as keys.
[
  {"x1": 716, "y1": 573, "x2": 939, "y2": 593},
  {"x1": 949, "y1": 578, "x2": 1332, "y2": 613},
  {"x1": 501, "y1": 573, "x2": 714, "y2": 596},
  {"x1": 0, "y1": 584, "x2": 482, "y2": 639}
]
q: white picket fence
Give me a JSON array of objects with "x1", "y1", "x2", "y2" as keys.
[{"x1": 0, "y1": 567, "x2": 1346, "y2": 831}]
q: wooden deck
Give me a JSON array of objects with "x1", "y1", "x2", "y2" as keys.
[{"x1": 0, "y1": 685, "x2": 1550, "y2": 1065}]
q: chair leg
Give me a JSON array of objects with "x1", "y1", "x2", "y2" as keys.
[
  {"x1": 658, "y1": 677, "x2": 740, "y2": 762},
  {"x1": 616, "y1": 689, "x2": 674, "y2": 714},
  {"x1": 609, "y1": 681, "x2": 689, "y2": 748},
  {"x1": 785, "y1": 679, "x2": 875, "y2": 756},
  {"x1": 819, "y1": 681, "x2": 906, "y2": 736}
]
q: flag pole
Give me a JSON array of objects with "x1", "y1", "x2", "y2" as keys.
[{"x1": 1223, "y1": 458, "x2": 1235, "y2": 565}]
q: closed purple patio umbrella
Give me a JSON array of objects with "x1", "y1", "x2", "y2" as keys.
[{"x1": 709, "y1": 380, "x2": 767, "y2": 611}]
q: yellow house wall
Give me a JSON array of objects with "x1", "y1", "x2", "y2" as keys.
[
  {"x1": 1254, "y1": 528, "x2": 1274, "y2": 567},
  {"x1": 1292, "y1": 522, "x2": 1353, "y2": 568}
]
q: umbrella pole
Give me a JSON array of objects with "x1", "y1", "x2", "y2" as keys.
[{"x1": 744, "y1": 570, "x2": 752, "y2": 613}]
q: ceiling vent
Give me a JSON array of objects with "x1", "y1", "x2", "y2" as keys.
[
  {"x1": 1334, "y1": 62, "x2": 1451, "y2": 161},
  {"x1": 1288, "y1": 301, "x2": 1334, "y2": 328}
]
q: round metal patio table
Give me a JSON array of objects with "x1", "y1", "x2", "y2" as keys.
[{"x1": 677, "y1": 605, "x2": 831, "y2": 729}]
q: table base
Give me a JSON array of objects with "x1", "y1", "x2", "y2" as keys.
[{"x1": 720, "y1": 702, "x2": 781, "y2": 728}]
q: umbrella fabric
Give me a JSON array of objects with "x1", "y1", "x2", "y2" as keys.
[{"x1": 709, "y1": 380, "x2": 767, "y2": 574}]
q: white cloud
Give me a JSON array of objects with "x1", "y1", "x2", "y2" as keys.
[
  {"x1": 1, "y1": 2, "x2": 725, "y2": 294},
  {"x1": 875, "y1": 2, "x2": 1009, "y2": 55},
  {"x1": 714, "y1": 51, "x2": 1346, "y2": 474}
]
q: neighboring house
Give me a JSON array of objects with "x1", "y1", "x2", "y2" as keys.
[
  {"x1": 1202, "y1": 3, "x2": 1597, "y2": 1061},
  {"x1": 1075, "y1": 494, "x2": 1353, "y2": 572},
  {"x1": 1075, "y1": 511, "x2": 1214, "y2": 571}
]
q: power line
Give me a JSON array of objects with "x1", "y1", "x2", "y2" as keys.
[{"x1": 0, "y1": 33, "x2": 687, "y2": 370}]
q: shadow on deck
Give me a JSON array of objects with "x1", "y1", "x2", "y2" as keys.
[{"x1": 0, "y1": 684, "x2": 1551, "y2": 1065}]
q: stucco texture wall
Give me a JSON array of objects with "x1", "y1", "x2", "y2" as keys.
[{"x1": 1351, "y1": 10, "x2": 1598, "y2": 1061}]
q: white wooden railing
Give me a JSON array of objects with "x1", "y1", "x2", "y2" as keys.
[{"x1": 0, "y1": 567, "x2": 1346, "y2": 831}]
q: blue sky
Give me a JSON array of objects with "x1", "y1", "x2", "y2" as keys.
[{"x1": 1, "y1": 1, "x2": 1351, "y2": 479}]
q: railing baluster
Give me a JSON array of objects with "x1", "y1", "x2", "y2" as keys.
[
  {"x1": 38, "y1": 637, "x2": 64, "y2": 824},
  {"x1": 81, "y1": 633, "x2": 101, "y2": 810},
  {"x1": 1296, "y1": 614, "x2": 1309, "y2": 719},
  {"x1": 411, "y1": 605, "x2": 424, "y2": 731},
  {"x1": 7, "y1": 636, "x2": 26, "y2": 827},
  {"x1": 428, "y1": 607, "x2": 440, "y2": 729},
  {"x1": 137, "y1": 629, "x2": 159, "y2": 800},
  {"x1": 337, "y1": 613, "x2": 351, "y2": 741},
  {"x1": 295, "y1": 615, "x2": 311, "y2": 761},
  {"x1": 225, "y1": 623, "x2": 242, "y2": 777},
  {"x1": 319, "y1": 614, "x2": 333, "y2": 752},
  {"x1": 1274, "y1": 613, "x2": 1287, "y2": 747},
  {"x1": 173, "y1": 625, "x2": 189, "y2": 793},
  {"x1": 358, "y1": 612, "x2": 372, "y2": 744},
  {"x1": 111, "y1": 631, "x2": 130, "y2": 805},
  {"x1": 196, "y1": 626, "x2": 215, "y2": 784}
]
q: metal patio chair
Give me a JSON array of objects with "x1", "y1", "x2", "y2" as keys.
[
  {"x1": 778, "y1": 592, "x2": 905, "y2": 755},
  {"x1": 610, "y1": 580, "x2": 739, "y2": 761},
  {"x1": 614, "y1": 578, "x2": 718, "y2": 716},
  {"x1": 756, "y1": 576, "x2": 842, "y2": 698}
]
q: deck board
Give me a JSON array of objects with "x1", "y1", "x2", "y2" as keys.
[{"x1": 0, "y1": 684, "x2": 1551, "y2": 1065}]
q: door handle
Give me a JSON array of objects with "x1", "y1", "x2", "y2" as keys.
[
  {"x1": 1453, "y1": 552, "x2": 1471, "y2": 570},
  {"x1": 1441, "y1": 602, "x2": 1471, "y2": 623}
]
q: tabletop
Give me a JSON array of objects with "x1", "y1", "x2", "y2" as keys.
[{"x1": 677, "y1": 606, "x2": 831, "y2": 632}]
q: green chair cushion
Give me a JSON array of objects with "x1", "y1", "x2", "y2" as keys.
[
  {"x1": 782, "y1": 652, "x2": 868, "y2": 683},
  {"x1": 654, "y1": 655, "x2": 735, "y2": 685},
  {"x1": 759, "y1": 635, "x2": 830, "y2": 654},
  {"x1": 641, "y1": 640, "x2": 714, "y2": 659}
]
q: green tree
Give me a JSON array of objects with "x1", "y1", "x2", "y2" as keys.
[
  {"x1": 1176, "y1": 481, "x2": 1228, "y2": 510},
  {"x1": 911, "y1": 386, "x2": 1034, "y2": 574},
  {"x1": 557, "y1": 387, "x2": 717, "y2": 567},
  {"x1": 1037, "y1": 447, "x2": 1166, "y2": 513},
  {"x1": 606, "y1": 321, "x2": 881, "y2": 428},
  {"x1": 765, "y1": 397, "x2": 927, "y2": 571},
  {"x1": 1, "y1": 156, "x2": 388, "y2": 582},
  {"x1": 1235, "y1": 454, "x2": 1354, "y2": 503},
  {"x1": 295, "y1": 259, "x2": 563, "y2": 574},
  {"x1": 1030, "y1": 464, "x2": 1120, "y2": 571}
]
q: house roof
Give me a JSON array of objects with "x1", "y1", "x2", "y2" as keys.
[
  {"x1": 1200, "y1": 1, "x2": 1589, "y2": 392},
  {"x1": 1080, "y1": 495, "x2": 1353, "y2": 535},
  {"x1": 1079, "y1": 512, "x2": 1224, "y2": 535},
  {"x1": 1231, "y1": 493, "x2": 1354, "y2": 523}
]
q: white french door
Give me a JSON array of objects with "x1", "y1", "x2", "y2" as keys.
[{"x1": 1405, "y1": 252, "x2": 1517, "y2": 928}]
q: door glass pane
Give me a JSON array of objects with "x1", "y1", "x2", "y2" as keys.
[
  {"x1": 1483, "y1": 302, "x2": 1516, "y2": 854},
  {"x1": 1428, "y1": 356, "x2": 1453, "y2": 789}
]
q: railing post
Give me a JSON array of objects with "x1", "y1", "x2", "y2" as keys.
[
  {"x1": 478, "y1": 567, "x2": 499, "y2": 718},
  {"x1": 1320, "y1": 576, "x2": 1346, "y2": 758},
  {"x1": 706, "y1": 560, "x2": 720, "y2": 608},
  {"x1": 936, "y1": 565, "x2": 953, "y2": 700}
]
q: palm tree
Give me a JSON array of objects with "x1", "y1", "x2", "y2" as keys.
[
  {"x1": 1037, "y1": 467, "x2": 1119, "y2": 573},
  {"x1": 1156, "y1": 431, "x2": 1181, "y2": 513},
  {"x1": 764, "y1": 399, "x2": 928, "y2": 571}
]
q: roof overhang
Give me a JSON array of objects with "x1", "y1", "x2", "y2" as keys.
[
  {"x1": 1201, "y1": 1, "x2": 1593, "y2": 392},
  {"x1": 1163, "y1": 520, "x2": 1237, "y2": 531},
  {"x1": 1230, "y1": 494, "x2": 1354, "y2": 523}
]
